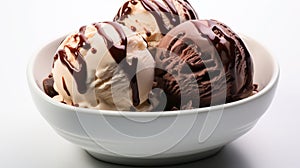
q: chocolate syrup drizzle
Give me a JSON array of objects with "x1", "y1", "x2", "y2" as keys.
[
  {"x1": 57, "y1": 49, "x2": 88, "y2": 94},
  {"x1": 177, "y1": 0, "x2": 197, "y2": 20},
  {"x1": 116, "y1": 1, "x2": 132, "y2": 20},
  {"x1": 114, "y1": 0, "x2": 198, "y2": 35},
  {"x1": 93, "y1": 22, "x2": 140, "y2": 106},
  {"x1": 53, "y1": 22, "x2": 141, "y2": 106},
  {"x1": 191, "y1": 20, "x2": 253, "y2": 100},
  {"x1": 62, "y1": 77, "x2": 71, "y2": 96},
  {"x1": 55, "y1": 25, "x2": 90, "y2": 94},
  {"x1": 140, "y1": 0, "x2": 178, "y2": 34}
]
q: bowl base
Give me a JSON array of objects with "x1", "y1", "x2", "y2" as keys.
[{"x1": 86, "y1": 147, "x2": 223, "y2": 166}]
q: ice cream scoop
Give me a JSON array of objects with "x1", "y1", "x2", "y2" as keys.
[
  {"x1": 114, "y1": 0, "x2": 198, "y2": 47},
  {"x1": 43, "y1": 21, "x2": 155, "y2": 111},
  {"x1": 154, "y1": 19, "x2": 255, "y2": 110}
]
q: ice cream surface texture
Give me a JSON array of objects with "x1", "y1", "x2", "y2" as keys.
[
  {"x1": 154, "y1": 20, "x2": 254, "y2": 110},
  {"x1": 114, "y1": 0, "x2": 198, "y2": 47},
  {"x1": 42, "y1": 0, "x2": 257, "y2": 112},
  {"x1": 44, "y1": 22, "x2": 155, "y2": 111}
]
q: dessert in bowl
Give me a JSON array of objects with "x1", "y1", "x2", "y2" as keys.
[
  {"x1": 27, "y1": 34, "x2": 279, "y2": 166},
  {"x1": 27, "y1": 0, "x2": 279, "y2": 166}
]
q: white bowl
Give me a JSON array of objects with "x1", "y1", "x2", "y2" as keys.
[{"x1": 27, "y1": 35, "x2": 279, "y2": 166}]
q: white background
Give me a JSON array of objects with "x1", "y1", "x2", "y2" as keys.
[{"x1": 1, "y1": 0, "x2": 300, "y2": 167}]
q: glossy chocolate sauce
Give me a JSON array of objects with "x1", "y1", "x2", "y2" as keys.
[
  {"x1": 152, "y1": 0, "x2": 180, "y2": 25},
  {"x1": 130, "y1": 26, "x2": 137, "y2": 32},
  {"x1": 177, "y1": 0, "x2": 197, "y2": 20},
  {"x1": 115, "y1": 0, "x2": 197, "y2": 35},
  {"x1": 52, "y1": 54, "x2": 58, "y2": 68},
  {"x1": 43, "y1": 75, "x2": 58, "y2": 98},
  {"x1": 93, "y1": 22, "x2": 140, "y2": 106},
  {"x1": 191, "y1": 20, "x2": 253, "y2": 100},
  {"x1": 140, "y1": 0, "x2": 169, "y2": 34},
  {"x1": 130, "y1": 0, "x2": 138, "y2": 5},
  {"x1": 58, "y1": 49, "x2": 88, "y2": 94},
  {"x1": 91, "y1": 48, "x2": 97, "y2": 54},
  {"x1": 76, "y1": 26, "x2": 91, "y2": 50},
  {"x1": 115, "y1": 1, "x2": 131, "y2": 20},
  {"x1": 52, "y1": 25, "x2": 91, "y2": 94},
  {"x1": 62, "y1": 77, "x2": 71, "y2": 96}
]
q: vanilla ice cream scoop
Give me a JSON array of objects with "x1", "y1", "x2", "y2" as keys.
[
  {"x1": 114, "y1": 0, "x2": 198, "y2": 47},
  {"x1": 44, "y1": 22, "x2": 155, "y2": 111}
]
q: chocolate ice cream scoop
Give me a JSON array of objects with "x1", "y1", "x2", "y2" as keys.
[{"x1": 154, "y1": 19, "x2": 254, "y2": 110}]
